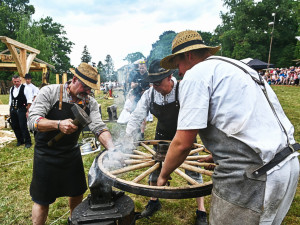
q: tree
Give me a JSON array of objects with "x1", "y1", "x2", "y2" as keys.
[
  {"x1": 15, "y1": 16, "x2": 54, "y2": 85},
  {"x1": 123, "y1": 52, "x2": 145, "y2": 64},
  {"x1": 0, "y1": 0, "x2": 35, "y2": 40},
  {"x1": 104, "y1": 55, "x2": 115, "y2": 81},
  {"x1": 97, "y1": 61, "x2": 107, "y2": 82},
  {"x1": 38, "y1": 16, "x2": 74, "y2": 74},
  {"x1": 215, "y1": 0, "x2": 298, "y2": 67},
  {"x1": 81, "y1": 45, "x2": 92, "y2": 63},
  {"x1": 16, "y1": 17, "x2": 53, "y2": 62},
  {"x1": 147, "y1": 31, "x2": 176, "y2": 66}
]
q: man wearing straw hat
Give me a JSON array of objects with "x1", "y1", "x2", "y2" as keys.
[
  {"x1": 28, "y1": 62, "x2": 115, "y2": 225},
  {"x1": 126, "y1": 59, "x2": 208, "y2": 225},
  {"x1": 157, "y1": 30, "x2": 299, "y2": 225}
]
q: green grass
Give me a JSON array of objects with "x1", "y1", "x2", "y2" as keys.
[{"x1": 0, "y1": 86, "x2": 300, "y2": 224}]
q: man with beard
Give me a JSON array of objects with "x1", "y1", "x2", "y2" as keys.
[{"x1": 28, "y1": 62, "x2": 115, "y2": 225}]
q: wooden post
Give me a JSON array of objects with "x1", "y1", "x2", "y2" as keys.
[
  {"x1": 62, "y1": 73, "x2": 67, "y2": 84},
  {"x1": 42, "y1": 67, "x2": 47, "y2": 84},
  {"x1": 94, "y1": 74, "x2": 101, "y2": 95},
  {"x1": 56, "y1": 74, "x2": 60, "y2": 84}
]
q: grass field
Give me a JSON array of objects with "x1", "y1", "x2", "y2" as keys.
[{"x1": 0, "y1": 85, "x2": 299, "y2": 225}]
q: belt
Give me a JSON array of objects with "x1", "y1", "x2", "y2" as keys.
[{"x1": 253, "y1": 143, "x2": 300, "y2": 178}]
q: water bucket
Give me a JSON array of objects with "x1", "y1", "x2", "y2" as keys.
[{"x1": 81, "y1": 143, "x2": 93, "y2": 153}]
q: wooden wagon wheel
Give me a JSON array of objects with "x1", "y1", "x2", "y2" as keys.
[{"x1": 97, "y1": 140, "x2": 215, "y2": 199}]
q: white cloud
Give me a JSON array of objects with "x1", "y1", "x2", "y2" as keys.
[{"x1": 30, "y1": 0, "x2": 225, "y2": 69}]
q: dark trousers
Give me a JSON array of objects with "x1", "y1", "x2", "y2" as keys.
[{"x1": 10, "y1": 107, "x2": 31, "y2": 144}]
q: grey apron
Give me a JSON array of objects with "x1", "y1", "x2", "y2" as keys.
[{"x1": 199, "y1": 124, "x2": 266, "y2": 225}]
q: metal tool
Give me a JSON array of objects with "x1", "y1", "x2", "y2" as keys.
[{"x1": 47, "y1": 104, "x2": 92, "y2": 147}]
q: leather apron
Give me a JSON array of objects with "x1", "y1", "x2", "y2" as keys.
[
  {"x1": 150, "y1": 83, "x2": 179, "y2": 140},
  {"x1": 30, "y1": 94, "x2": 89, "y2": 204},
  {"x1": 199, "y1": 124, "x2": 266, "y2": 223}
]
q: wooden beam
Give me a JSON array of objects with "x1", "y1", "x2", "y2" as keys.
[
  {"x1": 20, "y1": 49, "x2": 27, "y2": 76},
  {"x1": 6, "y1": 44, "x2": 24, "y2": 77},
  {"x1": 26, "y1": 53, "x2": 37, "y2": 74},
  {"x1": 0, "y1": 63, "x2": 47, "y2": 71},
  {"x1": 0, "y1": 36, "x2": 40, "y2": 54}
]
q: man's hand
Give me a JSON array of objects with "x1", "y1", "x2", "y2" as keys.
[
  {"x1": 59, "y1": 119, "x2": 78, "y2": 134},
  {"x1": 157, "y1": 175, "x2": 171, "y2": 186},
  {"x1": 198, "y1": 154, "x2": 215, "y2": 170}
]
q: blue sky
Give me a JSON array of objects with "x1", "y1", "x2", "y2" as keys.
[{"x1": 30, "y1": 0, "x2": 227, "y2": 69}]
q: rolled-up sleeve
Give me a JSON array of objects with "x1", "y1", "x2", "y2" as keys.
[
  {"x1": 88, "y1": 98, "x2": 108, "y2": 133},
  {"x1": 177, "y1": 79, "x2": 210, "y2": 130},
  {"x1": 28, "y1": 85, "x2": 58, "y2": 131}
]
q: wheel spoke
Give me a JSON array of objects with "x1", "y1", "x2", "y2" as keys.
[
  {"x1": 179, "y1": 163, "x2": 213, "y2": 176},
  {"x1": 174, "y1": 168, "x2": 198, "y2": 185},
  {"x1": 189, "y1": 147, "x2": 205, "y2": 155},
  {"x1": 124, "y1": 159, "x2": 153, "y2": 165},
  {"x1": 186, "y1": 155, "x2": 209, "y2": 160},
  {"x1": 133, "y1": 149, "x2": 152, "y2": 157},
  {"x1": 140, "y1": 142, "x2": 156, "y2": 155},
  {"x1": 122, "y1": 153, "x2": 152, "y2": 160},
  {"x1": 192, "y1": 143, "x2": 204, "y2": 147},
  {"x1": 184, "y1": 160, "x2": 216, "y2": 167},
  {"x1": 132, "y1": 162, "x2": 160, "y2": 183},
  {"x1": 110, "y1": 160, "x2": 155, "y2": 175}
]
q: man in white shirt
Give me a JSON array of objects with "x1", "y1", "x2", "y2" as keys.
[
  {"x1": 157, "y1": 30, "x2": 299, "y2": 225},
  {"x1": 126, "y1": 59, "x2": 208, "y2": 225},
  {"x1": 9, "y1": 74, "x2": 33, "y2": 148},
  {"x1": 24, "y1": 73, "x2": 39, "y2": 102}
]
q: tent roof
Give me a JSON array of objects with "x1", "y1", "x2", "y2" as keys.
[{"x1": 240, "y1": 58, "x2": 274, "y2": 70}]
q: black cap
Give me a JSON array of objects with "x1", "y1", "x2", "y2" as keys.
[{"x1": 144, "y1": 59, "x2": 175, "y2": 83}]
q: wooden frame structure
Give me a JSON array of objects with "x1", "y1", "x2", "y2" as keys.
[{"x1": 0, "y1": 36, "x2": 54, "y2": 84}]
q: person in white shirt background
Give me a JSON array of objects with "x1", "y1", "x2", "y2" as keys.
[{"x1": 24, "y1": 73, "x2": 39, "y2": 102}]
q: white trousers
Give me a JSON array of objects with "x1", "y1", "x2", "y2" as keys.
[{"x1": 259, "y1": 156, "x2": 299, "y2": 225}]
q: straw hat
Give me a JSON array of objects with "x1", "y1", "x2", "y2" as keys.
[
  {"x1": 161, "y1": 30, "x2": 221, "y2": 69},
  {"x1": 70, "y1": 62, "x2": 99, "y2": 90},
  {"x1": 144, "y1": 59, "x2": 174, "y2": 83}
]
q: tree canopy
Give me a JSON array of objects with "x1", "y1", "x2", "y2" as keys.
[
  {"x1": 0, "y1": 0, "x2": 74, "y2": 84},
  {"x1": 215, "y1": 0, "x2": 299, "y2": 67},
  {"x1": 81, "y1": 45, "x2": 92, "y2": 63},
  {"x1": 123, "y1": 52, "x2": 145, "y2": 64}
]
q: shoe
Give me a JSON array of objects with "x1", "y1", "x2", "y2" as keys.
[
  {"x1": 68, "y1": 217, "x2": 72, "y2": 225},
  {"x1": 195, "y1": 210, "x2": 208, "y2": 225},
  {"x1": 16, "y1": 142, "x2": 24, "y2": 147},
  {"x1": 25, "y1": 143, "x2": 32, "y2": 148},
  {"x1": 141, "y1": 200, "x2": 162, "y2": 218}
]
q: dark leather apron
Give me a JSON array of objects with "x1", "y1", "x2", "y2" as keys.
[
  {"x1": 150, "y1": 83, "x2": 179, "y2": 140},
  {"x1": 30, "y1": 90, "x2": 89, "y2": 204}
]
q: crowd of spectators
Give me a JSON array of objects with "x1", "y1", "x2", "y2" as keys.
[{"x1": 262, "y1": 66, "x2": 300, "y2": 85}]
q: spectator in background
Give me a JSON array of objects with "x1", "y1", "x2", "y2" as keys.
[
  {"x1": 117, "y1": 90, "x2": 136, "y2": 124},
  {"x1": 24, "y1": 73, "x2": 39, "y2": 101},
  {"x1": 130, "y1": 60, "x2": 150, "y2": 140},
  {"x1": 131, "y1": 60, "x2": 150, "y2": 103},
  {"x1": 9, "y1": 74, "x2": 33, "y2": 148}
]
